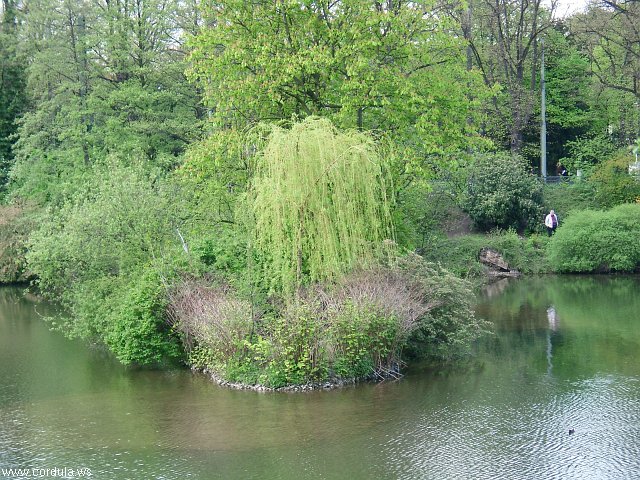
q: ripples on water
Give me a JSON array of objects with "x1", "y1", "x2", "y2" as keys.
[
  {"x1": 1, "y1": 277, "x2": 640, "y2": 479},
  {"x1": 383, "y1": 375, "x2": 640, "y2": 480}
]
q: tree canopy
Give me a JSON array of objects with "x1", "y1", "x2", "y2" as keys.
[{"x1": 188, "y1": 0, "x2": 491, "y2": 175}]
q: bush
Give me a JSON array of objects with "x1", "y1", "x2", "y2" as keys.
[
  {"x1": 396, "y1": 254, "x2": 489, "y2": 360},
  {"x1": 0, "y1": 204, "x2": 34, "y2": 283},
  {"x1": 543, "y1": 181, "x2": 599, "y2": 216},
  {"x1": 547, "y1": 204, "x2": 640, "y2": 272},
  {"x1": 590, "y1": 150, "x2": 640, "y2": 208},
  {"x1": 394, "y1": 180, "x2": 472, "y2": 250},
  {"x1": 167, "y1": 254, "x2": 487, "y2": 386},
  {"x1": 26, "y1": 162, "x2": 185, "y2": 364},
  {"x1": 330, "y1": 302, "x2": 399, "y2": 379},
  {"x1": 102, "y1": 268, "x2": 182, "y2": 365},
  {"x1": 560, "y1": 133, "x2": 619, "y2": 176},
  {"x1": 167, "y1": 278, "x2": 254, "y2": 366},
  {"x1": 462, "y1": 152, "x2": 544, "y2": 232}
]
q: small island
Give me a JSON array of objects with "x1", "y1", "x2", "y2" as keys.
[{"x1": 0, "y1": 0, "x2": 639, "y2": 390}]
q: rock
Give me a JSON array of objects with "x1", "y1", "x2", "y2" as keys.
[
  {"x1": 478, "y1": 247, "x2": 510, "y2": 271},
  {"x1": 478, "y1": 247, "x2": 521, "y2": 278}
]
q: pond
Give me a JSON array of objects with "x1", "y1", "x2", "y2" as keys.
[{"x1": 1, "y1": 276, "x2": 639, "y2": 479}]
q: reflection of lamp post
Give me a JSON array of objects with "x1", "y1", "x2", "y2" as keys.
[
  {"x1": 546, "y1": 306, "x2": 557, "y2": 376},
  {"x1": 547, "y1": 306, "x2": 557, "y2": 331}
]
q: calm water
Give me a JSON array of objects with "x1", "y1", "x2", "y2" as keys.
[{"x1": 1, "y1": 277, "x2": 639, "y2": 479}]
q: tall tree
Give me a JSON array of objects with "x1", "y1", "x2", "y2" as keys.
[
  {"x1": 455, "y1": 0, "x2": 556, "y2": 153},
  {"x1": 188, "y1": 0, "x2": 490, "y2": 175},
  {"x1": 9, "y1": 0, "x2": 203, "y2": 203},
  {"x1": 571, "y1": 0, "x2": 640, "y2": 143},
  {"x1": 0, "y1": 0, "x2": 27, "y2": 191}
]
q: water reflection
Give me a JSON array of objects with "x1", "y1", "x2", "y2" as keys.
[
  {"x1": 1, "y1": 279, "x2": 640, "y2": 479},
  {"x1": 546, "y1": 306, "x2": 558, "y2": 375}
]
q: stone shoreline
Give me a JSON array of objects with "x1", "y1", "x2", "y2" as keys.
[{"x1": 202, "y1": 369, "x2": 381, "y2": 392}]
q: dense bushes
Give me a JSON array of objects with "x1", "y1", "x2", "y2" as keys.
[
  {"x1": 0, "y1": 204, "x2": 33, "y2": 283},
  {"x1": 589, "y1": 150, "x2": 640, "y2": 208},
  {"x1": 26, "y1": 163, "x2": 184, "y2": 364},
  {"x1": 462, "y1": 153, "x2": 544, "y2": 232},
  {"x1": 547, "y1": 204, "x2": 640, "y2": 272},
  {"x1": 560, "y1": 133, "x2": 619, "y2": 176},
  {"x1": 167, "y1": 255, "x2": 486, "y2": 387},
  {"x1": 395, "y1": 180, "x2": 471, "y2": 250},
  {"x1": 543, "y1": 181, "x2": 599, "y2": 216}
]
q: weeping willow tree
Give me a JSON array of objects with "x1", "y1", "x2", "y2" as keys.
[{"x1": 252, "y1": 117, "x2": 394, "y2": 294}]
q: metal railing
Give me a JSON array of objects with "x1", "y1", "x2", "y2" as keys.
[{"x1": 543, "y1": 175, "x2": 572, "y2": 184}]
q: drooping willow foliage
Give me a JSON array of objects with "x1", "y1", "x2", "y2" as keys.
[{"x1": 252, "y1": 117, "x2": 394, "y2": 294}]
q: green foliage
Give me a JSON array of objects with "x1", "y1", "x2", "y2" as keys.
[
  {"x1": 0, "y1": 204, "x2": 34, "y2": 283},
  {"x1": 420, "y1": 230, "x2": 550, "y2": 278},
  {"x1": 188, "y1": 0, "x2": 490, "y2": 176},
  {"x1": 8, "y1": 0, "x2": 202, "y2": 205},
  {"x1": 547, "y1": 204, "x2": 640, "y2": 273},
  {"x1": 395, "y1": 254, "x2": 488, "y2": 360},
  {"x1": 560, "y1": 133, "x2": 619, "y2": 176},
  {"x1": 169, "y1": 254, "x2": 486, "y2": 386},
  {"x1": 264, "y1": 305, "x2": 328, "y2": 386},
  {"x1": 0, "y1": 2, "x2": 27, "y2": 192},
  {"x1": 191, "y1": 226, "x2": 247, "y2": 275},
  {"x1": 543, "y1": 181, "x2": 599, "y2": 216},
  {"x1": 530, "y1": 27, "x2": 596, "y2": 168},
  {"x1": 545, "y1": 40, "x2": 593, "y2": 131},
  {"x1": 394, "y1": 179, "x2": 471, "y2": 251},
  {"x1": 330, "y1": 302, "x2": 399, "y2": 379},
  {"x1": 462, "y1": 153, "x2": 544, "y2": 232},
  {"x1": 26, "y1": 162, "x2": 185, "y2": 364},
  {"x1": 571, "y1": 3, "x2": 640, "y2": 145},
  {"x1": 178, "y1": 128, "x2": 254, "y2": 223},
  {"x1": 103, "y1": 268, "x2": 182, "y2": 365},
  {"x1": 589, "y1": 150, "x2": 640, "y2": 208},
  {"x1": 252, "y1": 117, "x2": 393, "y2": 293},
  {"x1": 176, "y1": 128, "x2": 256, "y2": 281}
]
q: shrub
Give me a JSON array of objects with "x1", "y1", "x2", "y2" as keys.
[
  {"x1": 0, "y1": 203, "x2": 34, "y2": 283},
  {"x1": 167, "y1": 254, "x2": 487, "y2": 386},
  {"x1": 590, "y1": 150, "x2": 640, "y2": 208},
  {"x1": 167, "y1": 278, "x2": 254, "y2": 366},
  {"x1": 543, "y1": 181, "x2": 599, "y2": 216},
  {"x1": 324, "y1": 266, "x2": 433, "y2": 377},
  {"x1": 26, "y1": 162, "x2": 185, "y2": 364},
  {"x1": 547, "y1": 204, "x2": 640, "y2": 272},
  {"x1": 265, "y1": 303, "x2": 328, "y2": 386},
  {"x1": 560, "y1": 133, "x2": 619, "y2": 176},
  {"x1": 394, "y1": 180, "x2": 471, "y2": 250},
  {"x1": 329, "y1": 302, "x2": 399, "y2": 379},
  {"x1": 102, "y1": 268, "x2": 182, "y2": 365},
  {"x1": 462, "y1": 152, "x2": 544, "y2": 232},
  {"x1": 396, "y1": 254, "x2": 489, "y2": 360}
]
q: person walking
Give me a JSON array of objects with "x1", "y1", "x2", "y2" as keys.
[
  {"x1": 545, "y1": 209, "x2": 558, "y2": 236},
  {"x1": 556, "y1": 164, "x2": 568, "y2": 176}
]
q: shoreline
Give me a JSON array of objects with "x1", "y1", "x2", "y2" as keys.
[{"x1": 200, "y1": 368, "x2": 391, "y2": 392}]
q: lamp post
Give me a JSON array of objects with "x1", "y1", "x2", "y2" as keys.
[{"x1": 540, "y1": 38, "x2": 547, "y2": 179}]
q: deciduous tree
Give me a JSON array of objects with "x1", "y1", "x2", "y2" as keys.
[{"x1": 188, "y1": 0, "x2": 489, "y2": 175}]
